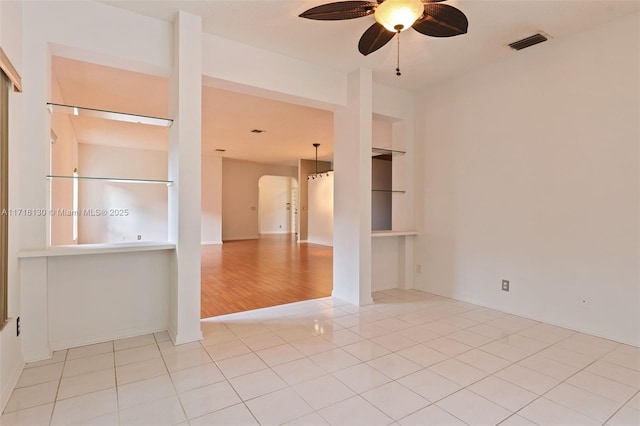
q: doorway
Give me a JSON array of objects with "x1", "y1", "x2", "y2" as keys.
[
  {"x1": 200, "y1": 236, "x2": 332, "y2": 317},
  {"x1": 199, "y1": 84, "x2": 335, "y2": 318},
  {"x1": 258, "y1": 175, "x2": 297, "y2": 235}
]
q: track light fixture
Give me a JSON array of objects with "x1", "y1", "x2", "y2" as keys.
[
  {"x1": 307, "y1": 143, "x2": 334, "y2": 181},
  {"x1": 308, "y1": 143, "x2": 321, "y2": 180}
]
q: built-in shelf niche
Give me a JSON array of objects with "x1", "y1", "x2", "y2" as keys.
[
  {"x1": 372, "y1": 147, "x2": 405, "y2": 231},
  {"x1": 372, "y1": 147, "x2": 406, "y2": 156}
]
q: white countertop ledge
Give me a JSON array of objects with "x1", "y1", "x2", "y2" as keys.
[
  {"x1": 371, "y1": 230, "x2": 418, "y2": 237},
  {"x1": 19, "y1": 242, "x2": 176, "y2": 258}
]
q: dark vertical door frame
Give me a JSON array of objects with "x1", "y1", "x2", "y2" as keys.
[{"x1": 0, "y1": 71, "x2": 8, "y2": 327}]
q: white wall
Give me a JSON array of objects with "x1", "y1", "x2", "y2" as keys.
[
  {"x1": 415, "y1": 13, "x2": 640, "y2": 345},
  {"x1": 258, "y1": 175, "x2": 293, "y2": 235},
  {"x1": 308, "y1": 172, "x2": 333, "y2": 246},
  {"x1": 372, "y1": 118, "x2": 392, "y2": 148},
  {"x1": 77, "y1": 143, "x2": 168, "y2": 243},
  {"x1": 297, "y1": 159, "x2": 331, "y2": 242},
  {"x1": 222, "y1": 158, "x2": 296, "y2": 241},
  {"x1": 372, "y1": 237, "x2": 402, "y2": 291},
  {"x1": 47, "y1": 250, "x2": 170, "y2": 350},
  {"x1": 202, "y1": 33, "x2": 346, "y2": 111},
  {"x1": 0, "y1": 0, "x2": 23, "y2": 412}
]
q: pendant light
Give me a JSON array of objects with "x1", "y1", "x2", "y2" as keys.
[{"x1": 308, "y1": 143, "x2": 321, "y2": 180}]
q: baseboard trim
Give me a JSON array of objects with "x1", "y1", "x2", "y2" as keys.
[
  {"x1": 49, "y1": 324, "x2": 168, "y2": 352},
  {"x1": 169, "y1": 328, "x2": 203, "y2": 345},
  {"x1": 416, "y1": 287, "x2": 640, "y2": 347},
  {"x1": 223, "y1": 235, "x2": 259, "y2": 242}
]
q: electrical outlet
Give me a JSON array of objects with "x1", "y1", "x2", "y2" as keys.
[
  {"x1": 137, "y1": 235, "x2": 142, "y2": 240},
  {"x1": 502, "y1": 280, "x2": 510, "y2": 292},
  {"x1": 415, "y1": 264, "x2": 422, "y2": 273}
]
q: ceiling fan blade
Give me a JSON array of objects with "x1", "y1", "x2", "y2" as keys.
[
  {"x1": 358, "y1": 22, "x2": 395, "y2": 56},
  {"x1": 299, "y1": 1, "x2": 377, "y2": 20},
  {"x1": 412, "y1": 3, "x2": 468, "y2": 37}
]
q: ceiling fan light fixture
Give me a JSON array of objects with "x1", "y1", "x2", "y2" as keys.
[{"x1": 374, "y1": 0, "x2": 424, "y2": 32}]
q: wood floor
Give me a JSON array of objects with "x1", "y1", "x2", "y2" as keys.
[{"x1": 200, "y1": 234, "x2": 333, "y2": 318}]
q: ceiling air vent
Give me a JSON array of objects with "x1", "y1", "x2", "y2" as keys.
[{"x1": 509, "y1": 32, "x2": 549, "y2": 51}]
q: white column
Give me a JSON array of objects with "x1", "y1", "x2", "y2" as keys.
[
  {"x1": 19, "y1": 19, "x2": 51, "y2": 360},
  {"x1": 202, "y1": 151, "x2": 222, "y2": 244},
  {"x1": 201, "y1": 151, "x2": 223, "y2": 244},
  {"x1": 20, "y1": 16, "x2": 49, "y2": 250},
  {"x1": 168, "y1": 11, "x2": 203, "y2": 344},
  {"x1": 332, "y1": 69, "x2": 373, "y2": 305}
]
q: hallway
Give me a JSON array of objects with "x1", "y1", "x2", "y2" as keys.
[{"x1": 201, "y1": 235, "x2": 333, "y2": 318}]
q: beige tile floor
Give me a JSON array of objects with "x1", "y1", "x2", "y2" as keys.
[{"x1": 2, "y1": 289, "x2": 639, "y2": 425}]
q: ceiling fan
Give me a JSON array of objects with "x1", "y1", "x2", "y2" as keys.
[{"x1": 299, "y1": 0, "x2": 468, "y2": 75}]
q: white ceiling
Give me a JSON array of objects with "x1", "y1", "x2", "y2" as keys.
[
  {"x1": 52, "y1": 56, "x2": 335, "y2": 166},
  {"x1": 55, "y1": 1, "x2": 639, "y2": 166},
  {"x1": 98, "y1": 0, "x2": 640, "y2": 91}
]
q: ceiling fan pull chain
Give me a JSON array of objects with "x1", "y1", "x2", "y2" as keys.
[{"x1": 396, "y1": 30, "x2": 401, "y2": 76}]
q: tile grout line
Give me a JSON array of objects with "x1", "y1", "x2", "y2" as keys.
[
  {"x1": 201, "y1": 335, "x2": 264, "y2": 426},
  {"x1": 601, "y1": 388, "x2": 640, "y2": 425},
  {"x1": 529, "y1": 341, "x2": 628, "y2": 416},
  {"x1": 111, "y1": 341, "x2": 120, "y2": 426},
  {"x1": 6, "y1": 292, "x2": 638, "y2": 426},
  {"x1": 153, "y1": 333, "x2": 191, "y2": 424},
  {"x1": 48, "y1": 348, "x2": 69, "y2": 426},
  {"x1": 393, "y1": 303, "x2": 629, "y2": 424},
  {"x1": 334, "y1": 303, "x2": 622, "y2": 425},
  {"x1": 236, "y1": 302, "x2": 515, "y2": 424},
  {"x1": 225, "y1": 295, "x2": 633, "y2": 425}
]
